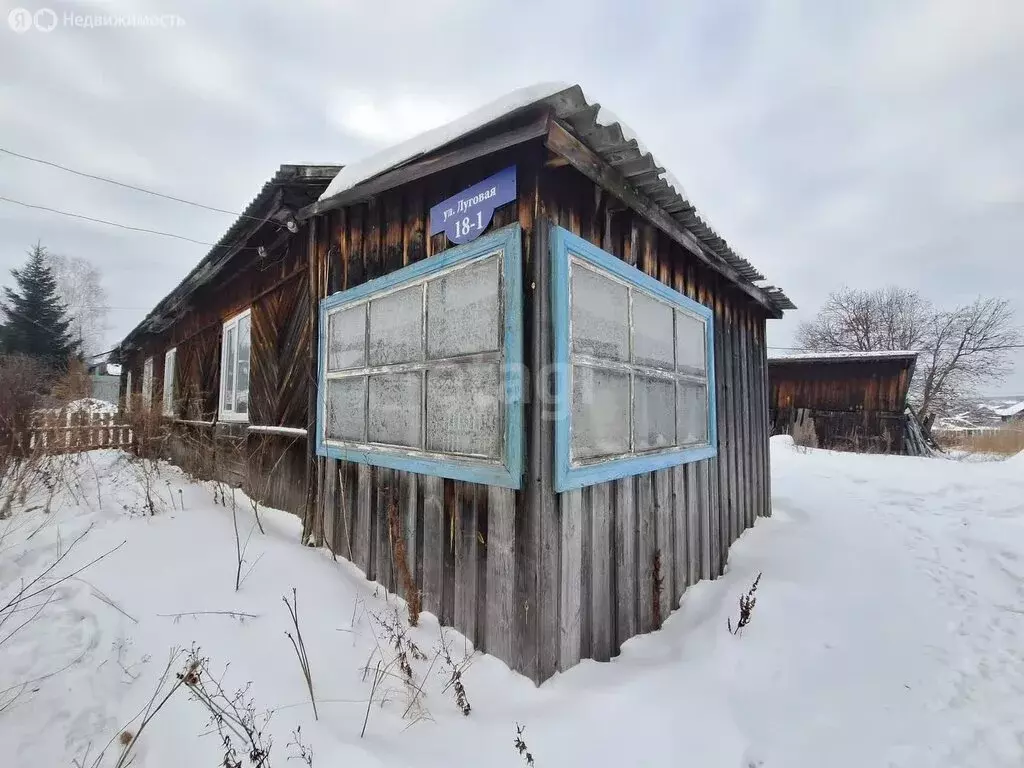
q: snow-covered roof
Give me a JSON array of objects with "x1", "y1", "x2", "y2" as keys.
[
  {"x1": 769, "y1": 350, "x2": 919, "y2": 363},
  {"x1": 320, "y1": 83, "x2": 570, "y2": 200},
  {"x1": 994, "y1": 401, "x2": 1024, "y2": 418},
  {"x1": 317, "y1": 83, "x2": 793, "y2": 314}
]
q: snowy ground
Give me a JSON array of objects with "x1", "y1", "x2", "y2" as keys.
[{"x1": 1, "y1": 441, "x2": 1023, "y2": 767}]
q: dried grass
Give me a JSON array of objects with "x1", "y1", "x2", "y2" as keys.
[{"x1": 936, "y1": 425, "x2": 1024, "y2": 456}]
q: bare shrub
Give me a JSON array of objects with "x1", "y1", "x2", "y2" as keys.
[{"x1": 727, "y1": 572, "x2": 762, "y2": 636}]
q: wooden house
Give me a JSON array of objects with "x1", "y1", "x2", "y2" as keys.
[
  {"x1": 768, "y1": 350, "x2": 924, "y2": 453},
  {"x1": 116, "y1": 83, "x2": 793, "y2": 683}
]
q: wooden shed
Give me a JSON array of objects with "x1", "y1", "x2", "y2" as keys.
[
  {"x1": 768, "y1": 351, "x2": 922, "y2": 453},
  {"x1": 116, "y1": 83, "x2": 793, "y2": 684}
]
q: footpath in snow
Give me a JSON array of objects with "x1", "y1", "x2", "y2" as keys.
[{"x1": 1, "y1": 441, "x2": 1023, "y2": 767}]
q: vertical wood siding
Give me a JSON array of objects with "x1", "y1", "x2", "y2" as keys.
[{"x1": 313, "y1": 141, "x2": 773, "y2": 683}]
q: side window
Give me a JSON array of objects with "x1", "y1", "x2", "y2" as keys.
[
  {"x1": 219, "y1": 310, "x2": 251, "y2": 421},
  {"x1": 163, "y1": 348, "x2": 177, "y2": 417},
  {"x1": 142, "y1": 357, "x2": 154, "y2": 409},
  {"x1": 317, "y1": 224, "x2": 523, "y2": 489},
  {"x1": 551, "y1": 225, "x2": 716, "y2": 492}
]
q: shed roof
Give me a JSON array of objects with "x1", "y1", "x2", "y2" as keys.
[
  {"x1": 118, "y1": 163, "x2": 340, "y2": 351},
  {"x1": 994, "y1": 401, "x2": 1024, "y2": 418},
  {"x1": 314, "y1": 83, "x2": 794, "y2": 314},
  {"x1": 769, "y1": 350, "x2": 920, "y2": 365}
]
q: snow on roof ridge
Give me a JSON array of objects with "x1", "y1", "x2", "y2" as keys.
[
  {"x1": 319, "y1": 82, "x2": 571, "y2": 201},
  {"x1": 769, "y1": 350, "x2": 920, "y2": 361},
  {"x1": 993, "y1": 401, "x2": 1024, "y2": 417}
]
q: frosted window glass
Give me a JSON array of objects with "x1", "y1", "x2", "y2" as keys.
[
  {"x1": 571, "y1": 366, "x2": 630, "y2": 459},
  {"x1": 326, "y1": 377, "x2": 366, "y2": 441},
  {"x1": 369, "y1": 286, "x2": 423, "y2": 365},
  {"x1": 634, "y1": 376, "x2": 676, "y2": 451},
  {"x1": 677, "y1": 383, "x2": 708, "y2": 445},
  {"x1": 676, "y1": 311, "x2": 706, "y2": 374},
  {"x1": 426, "y1": 363, "x2": 501, "y2": 457},
  {"x1": 328, "y1": 306, "x2": 365, "y2": 371},
  {"x1": 368, "y1": 373, "x2": 422, "y2": 447},
  {"x1": 222, "y1": 327, "x2": 235, "y2": 410},
  {"x1": 633, "y1": 292, "x2": 675, "y2": 369},
  {"x1": 571, "y1": 265, "x2": 628, "y2": 360},
  {"x1": 427, "y1": 254, "x2": 501, "y2": 359},
  {"x1": 236, "y1": 315, "x2": 251, "y2": 415}
]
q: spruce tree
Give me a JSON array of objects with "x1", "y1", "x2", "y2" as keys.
[{"x1": 1, "y1": 242, "x2": 79, "y2": 369}]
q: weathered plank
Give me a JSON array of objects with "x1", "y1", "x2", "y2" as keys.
[
  {"x1": 354, "y1": 463, "x2": 372, "y2": 574},
  {"x1": 322, "y1": 458, "x2": 338, "y2": 555},
  {"x1": 740, "y1": 312, "x2": 755, "y2": 529},
  {"x1": 454, "y1": 483, "x2": 478, "y2": 644},
  {"x1": 559, "y1": 489, "x2": 583, "y2": 669},
  {"x1": 590, "y1": 481, "x2": 613, "y2": 661},
  {"x1": 394, "y1": 471, "x2": 416, "y2": 600},
  {"x1": 375, "y1": 468, "x2": 393, "y2": 590},
  {"x1": 614, "y1": 475, "x2": 637, "y2": 647},
  {"x1": 712, "y1": 285, "x2": 726, "y2": 577},
  {"x1": 485, "y1": 486, "x2": 515, "y2": 664},
  {"x1": 654, "y1": 468, "x2": 673, "y2": 622},
  {"x1": 700, "y1": 460, "x2": 713, "y2": 580},
  {"x1": 671, "y1": 464, "x2": 687, "y2": 603},
  {"x1": 685, "y1": 462, "x2": 700, "y2": 585},
  {"x1": 636, "y1": 473, "x2": 656, "y2": 633},
  {"x1": 421, "y1": 475, "x2": 444, "y2": 617}
]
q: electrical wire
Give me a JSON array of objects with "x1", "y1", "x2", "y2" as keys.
[{"x1": 0, "y1": 146, "x2": 277, "y2": 227}]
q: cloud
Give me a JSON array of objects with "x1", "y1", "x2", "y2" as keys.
[{"x1": 0, "y1": 0, "x2": 1021, "y2": 393}]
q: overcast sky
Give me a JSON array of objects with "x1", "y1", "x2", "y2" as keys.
[{"x1": 2, "y1": 0, "x2": 1022, "y2": 395}]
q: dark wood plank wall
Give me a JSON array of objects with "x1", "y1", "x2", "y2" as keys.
[
  {"x1": 314, "y1": 139, "x2": 773, "y2": 683},
  {"x1": 119, "y1": 227, "x2": 313, "y2": 515},
  {"x1": 768, "y1": 357, "x2": 914, "y2": 453}
]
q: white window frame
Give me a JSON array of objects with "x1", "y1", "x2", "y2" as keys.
[
  {"x1": 163, "y1": 347, "x2": 177, "y2": 417},
  {"x1": 142, "y1": 357, "x2": 154, "y2": 409},
  {"x1": 125, "y1": 370, "x2": 133, "y2": 413},
  {"x1": 219, "y1": 309, "x2": 252, "y2": 422}
]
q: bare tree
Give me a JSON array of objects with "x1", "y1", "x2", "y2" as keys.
[
  {"x1": 43, "y1": 253, "x2": 109, "y2": 358},
  {"x1": 796, "y1": 287, "x2": 1022, "y2": 420}
]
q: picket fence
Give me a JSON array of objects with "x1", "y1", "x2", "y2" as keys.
[{"x1": 16, "y1": 410, "x2": 134, "y2": 454}]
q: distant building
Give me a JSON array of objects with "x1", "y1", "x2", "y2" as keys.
[
  {"x1": 995, "y1": 401, "x2": 1024, "y2": 423},
  {"x1": 768, "y1": 350, "x2": 929, "y2": 454}
]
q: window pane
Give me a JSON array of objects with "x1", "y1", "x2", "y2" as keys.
[
  {"x1": 163, "y1": 350, "x2": 175, "y2": 414},
  {"x1": 426, "y1": 363, "x2": 501, "y2": 457},
  {"x1": 571, "y1": 265, "x2": 628, "y2": 360},
  {"x1": 571, "y1": 365, "x2": 630, "y2": 460},
  {"x1": 634, "y1": 376, "x2": 675, "y2": 451},
  {"x1": 369, "y1": 285, "x2": 422, "y2": 366},
  {"x1": 328, "y1": 305, "x2": 365, "y2": 371},
  {"x1": 368, "y1": 372, "x2": 422, "y2": 447},
  {"x1": 427, "y1": 254, "x2": 501, "y2": 359},
  {"x1": 326, "y1": 377, "x2": 366, "y2": 441},
  {"x1": 236, "y1": 315, "x2": 251, "y2": 415},
  {"x1": 633, "y1": 292, "x2": 674, "y2": 369},
  {"x1": 676, "y1": 311, "x2": 706, "y2": 374},
  {"x1": 678, "y1": 382, "x2": 709, "y2": 445},
  {"x1": 223, "y1": 327, "x2": 235, "y2": 411}
]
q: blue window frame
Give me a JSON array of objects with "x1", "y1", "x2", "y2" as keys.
[
  {"x1": 551, "y1": 225, "x2": 717, "y2": 492},
  {"x1": 316, "y1": 224, "x2": 523, "y2": 489}
]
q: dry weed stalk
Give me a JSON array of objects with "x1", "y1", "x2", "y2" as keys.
[
  {"x1": 437, "y1": 629, "x2": 472, "y2": 716},
  {"x1": 283, "y1": 588, "x2": 318, "y2": 721},
  {"x1": 514, "y1": 723, "x2": 535, "y2": 766},
  {"x1": 727, "y1": 572, "x2": 762, "y2": 635}
]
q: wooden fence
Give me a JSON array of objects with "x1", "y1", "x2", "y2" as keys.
[{"x1": 5, "y1": 410, "x2": 134, "y2": 455}]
